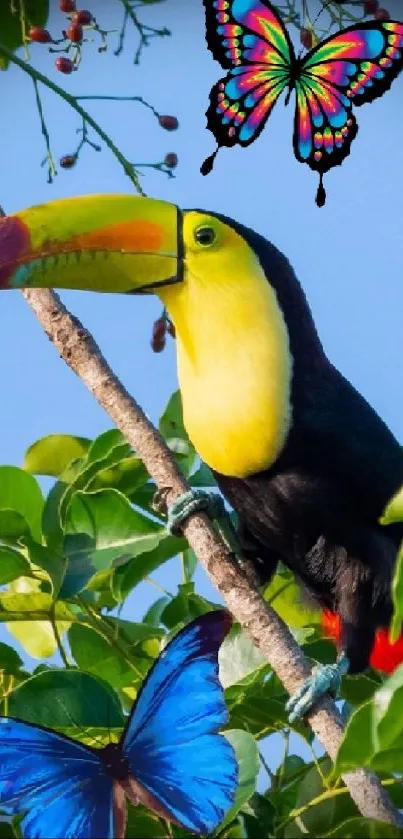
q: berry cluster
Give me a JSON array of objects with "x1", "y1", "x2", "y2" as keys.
[
  {"x1": 300, "y1": 0, "x2": 391, "y2": 49},
  {"x1": 151, "y1": 314, "x2": 176, "y2": 354},
  {"x1": 27, "y1": 3, "x2": 178, "y2": 185},
  {"x1": 28, "y1": 1, "x2": 100, "y2": 75}
]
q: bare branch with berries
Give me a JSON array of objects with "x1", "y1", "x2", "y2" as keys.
[{"x1": 0, "y1": 0, "x2": 178, "y2": 189}]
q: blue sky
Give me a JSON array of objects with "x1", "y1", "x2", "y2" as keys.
[{"x1": 0, "y1": 0, "x2": 402, "y2": 772}]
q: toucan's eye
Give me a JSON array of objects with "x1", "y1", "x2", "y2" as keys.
[{"x1": 194, "y1": 226, "x2": 217, "y2": 246}]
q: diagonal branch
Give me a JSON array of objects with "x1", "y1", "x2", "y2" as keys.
[{"x1": 20, "y1": 284, "x2": 403, "y2": 828}]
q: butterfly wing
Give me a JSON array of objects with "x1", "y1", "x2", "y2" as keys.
[
  {"x1": 202, "y1": 0, "x2": 295, "y2": 169},
  {"x1": 0, "y1": 718, "x2": 113, "y2": 839},
  {"x1": 294, "y1": 21, "x2": 403, "y2": 199},
  {"x1": 120, "y1": 610, "x2": 237, "y2": 835}
]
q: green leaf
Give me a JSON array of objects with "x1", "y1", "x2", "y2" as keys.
[
  {"x1": 58, "y1": 429, "x2": 133, "y2": 521},
  {"x1": 181, "y1": 547, "x2": 197, "y2": 582},
  {"x1": 112, "y1": 534, "x2": 185, "y2": 601},
  {"x1": 0, "y1": 466, "x2": 44, "y2": 541},
  {"x1": 0, "y1": 590, "x2": 74, "y2": 621},
  {"x1": 391, "y1": 542, "x2": 403, "y2": 640},
  {"x1": 325, "y1": 818, "x2": 403, "y2": 838},
  {"x1": 25, "y1": 538, "x2": 66, "y2": 597},
  {"x1": 283, "y1": 758, "x2": 358, "y2": 839},
  {"x1": 0, "y1": 547, "x2": 30, "y2": 585},
  {"x1": 189, "y1": 462, "x2": 218, "y2": 487},
  {"x1": 68, "y1": 622, "x2": 162, "y2": 689},
  {"x1": 217, "y1": 730, "x2": 260, "y2": 833},
  {"x1": 341, "y1": 673, "x2": 381, "y2": 706},
  {"x1": 24, "y1": 434, "x2": 91, "y2": 477},
  {"x1": 90, "y1": 455, "x2": 148, "y2": 498},
  {"x1": 8, "y1": 668, "x2": 124, "y2": 731},
  {"x1": 66, "y1": 488, "x2": 163, "y2": 566},
  {"x1": 373, "y1": 664, "x2": 403, "y2": 751},
  {"x1": 143, "y1": 596, "x2": 171, "y2": 626},
  {"x1": 379, "y1": 485, "x2": 403, "y2": 525},
  {"x1": 161, "y1": 584, "x2": 218, "y2": 629},
  {"x1": 0, "y1": 642, "x2": 24, "y2": 675},
  {"x1": 241, "y1": 793, "x2": 276, "y2": 838},
  {"x1": 4, "y1": 579, "x2": 71, "y2": 659},
  {"x1": 42, "y1": 480, "x2": 67, "y2": 550},
  {"x1": 159, "y1": 391, "x2": 195, "y2": 473},
  {"x1": 63, "y1": 489, "x2": 169, "y2": 595},
  {"x1": 125, "y1": 805, "x2": 169, "y2": 838},
  {"x1": 333, "y1": 701, "x2": 374, "y2": 774},
  {"x1": 0, "y1": 511, "x2": 30, "y2": 540},
  {"x1": 0, "y1": 818, "x2": 16, "y2": 838},
  {"x1": 0, "y1": 0, "x2": 49, "y2": 70},
  {"x1": 264, "y1": 569, "x2": 320, "y2": 629},
  {"x1": 219, "y1": 624, "x2": 266, "y2": 689},
  {"x1": 217, "y1": 822, "x2": 245, "y2": 839}
]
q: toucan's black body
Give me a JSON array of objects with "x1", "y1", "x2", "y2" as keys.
[{"x1": 210, "y1": 215, "x2": 403, "y2": 674}]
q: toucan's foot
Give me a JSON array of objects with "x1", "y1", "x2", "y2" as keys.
[
  {"x1": 162, "y1": 489, "x2": 242, "y2": 557},
  {"x1": 285, "y1": 653, "x2": 350, "y2": 723},
  {"x1": 165, "y1": 489, "x2": 225, "y2": 535}
]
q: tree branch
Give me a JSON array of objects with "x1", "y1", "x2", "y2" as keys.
[{"x1": 20, "y1": 285, "x2": 403, "y2": 828}]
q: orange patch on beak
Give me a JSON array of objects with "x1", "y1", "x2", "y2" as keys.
[{"x1": 69, "y1": 220, "x2": 165, "y2": 254}]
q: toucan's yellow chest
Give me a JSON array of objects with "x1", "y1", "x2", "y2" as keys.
[{"x1": 159, "y1": 254, "x2": 293, "y2": 479}]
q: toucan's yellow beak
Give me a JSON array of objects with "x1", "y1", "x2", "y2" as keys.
[{"x1": 0, "y1": 194, "x2": 182, "y2": 294}]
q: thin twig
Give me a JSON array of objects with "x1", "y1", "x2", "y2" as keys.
[{"x1": 32, "y1": 78, "x2": 57, "y2": 184}]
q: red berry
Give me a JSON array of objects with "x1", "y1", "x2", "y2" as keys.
[
  {"x1": 73, "y1": 9, "x2": 93, "y2": 24},
  {"x1": 60, "y1": 0, "x2": 76, "y2": 11},
  {"x1": 375, "y1": 6, "x2": 390, "y2": 18},
  {"x1": 152, "y1": 318, "x2": 167, "y2": 341},
  {"x1": 151, "y1": 317, "x2": 167, "y2": 352},
  {"x1": 300, "y1": 28, "x2": 313, "y2": 50},
  {"x1": 66, "y1": 22, "x2": 83, "y2": 42},
  {"x1": 363, "y1": 0, "x2": 379, "y2": 11},
  {"x1": 29, "y1": 27, "x2": 52, "y2": 43},
  {"x1": 158, "y1": 115, "x2": 179, "y2": 131},
  {"x1": 60, "y1": 154, "x2": 77, "y2": 168},
  {"x1": 164, "y1": 152, "x2": 178, "y2": 169},
  {"x1": 55, "y1": 56, "x2": 74, "y2": 73}
]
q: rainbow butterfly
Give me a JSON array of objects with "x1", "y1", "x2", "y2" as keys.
[{"x1": 200, "y1": 0, "x2": 403, "y2": 205}]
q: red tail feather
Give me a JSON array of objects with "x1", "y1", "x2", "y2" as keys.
[{"x1": 321, "y1": 611, "x2": 403, "y2": 675}]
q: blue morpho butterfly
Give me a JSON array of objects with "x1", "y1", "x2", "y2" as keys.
[{"x1": 0, "y1": 610, "x2": 238, "y2": 839}]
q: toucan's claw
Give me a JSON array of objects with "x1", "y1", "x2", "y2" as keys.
[
  {"x1": 166, "y1": 490, "x2": 223, "y2": 535},
  {"x1": 166, "y1": 490, "x2": 242, "y2": 557},
  {"x1": 285, "y1": 653, "x2": 350, "y2": 723}
]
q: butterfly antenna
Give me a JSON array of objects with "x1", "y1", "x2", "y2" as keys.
[
  {"x1": 200, "y1": 147, "x2": 219, "y2": 176},
  {"x1": 316, "y1": 174, "x2": 326, "y2": 208}
]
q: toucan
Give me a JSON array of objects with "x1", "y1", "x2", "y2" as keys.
[{"x1": 1, "y1": 193, "x2": 402, "y2": 719}]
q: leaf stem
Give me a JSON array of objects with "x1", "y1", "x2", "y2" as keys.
[
  {"x1": 276, "y1": 777, "x2": 397, "y2": 833},
  {"x1": 50, "y1": 605, "x2": 71, "y2": 668}
]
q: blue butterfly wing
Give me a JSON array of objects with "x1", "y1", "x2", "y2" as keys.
[
  {"x1": 121, "y1": 610, "x2": 238, "y2": 835},
  {"x1": 0, "y1": 719, "x2": 113, "y2": 839}
]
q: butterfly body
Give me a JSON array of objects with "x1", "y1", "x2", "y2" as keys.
[
  {"x1": 0, "y1": 611, "x2": 237, "y2": 839},
  {"x1": 98, "y1": 743, "x2": 130, "y2": 782},
  {"x1": 202, "y1": 0, "x2": 403, "y2": 204}
]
